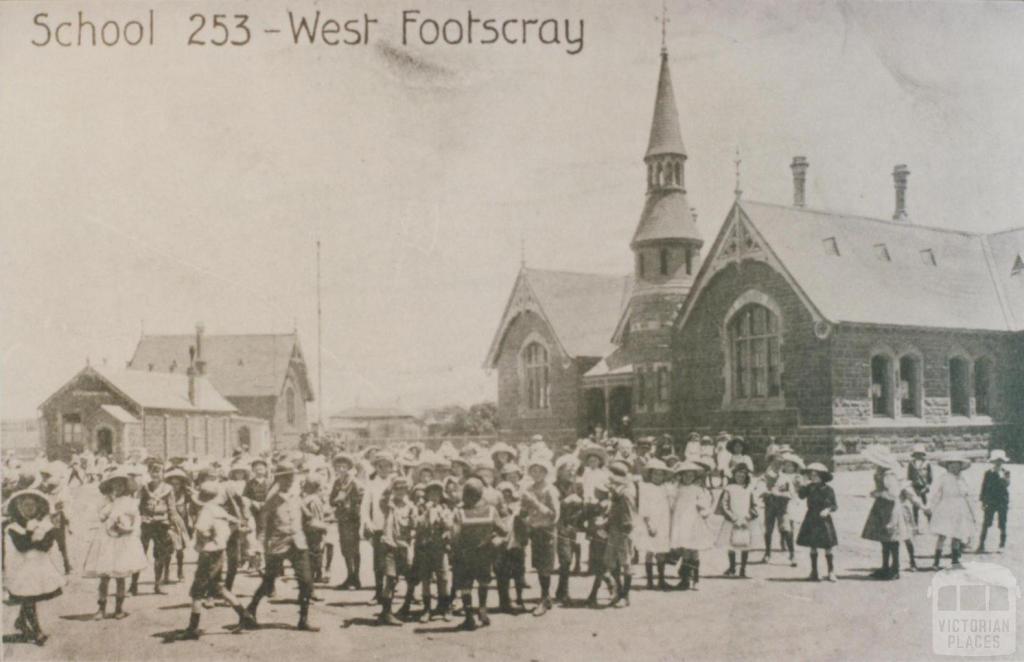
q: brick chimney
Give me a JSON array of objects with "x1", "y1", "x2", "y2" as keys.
[
  {"x1": 195, "y1": 322, "x2": 207, "y2": 375},
  {"x1": 790, "y1": 156, "x2": 808, "y2": 207},
  {"x1": 892, "y1": 164, "x2": 910, "y2": 222},
  {"x1": 187, "y1": 346, "x2": 197, "y2": 405}
]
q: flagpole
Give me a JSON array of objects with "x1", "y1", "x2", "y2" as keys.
[{"x1": 317, "y1": 238, "x2": 324, "y2": 436}]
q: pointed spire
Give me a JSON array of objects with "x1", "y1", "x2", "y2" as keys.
[
  {"x1": 734, "y1": 147, "x2": 743, "y2": 200},
  {"x1": 645, "y1": 48, "x2": 686, "y2": 159}
]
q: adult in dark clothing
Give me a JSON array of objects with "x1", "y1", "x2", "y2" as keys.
[
  {"x1": 978, "y1": 450, "x2": 1011, "y2": 553},
  {"x1": 906, "y1": 444, "x2": 932, "y2": 528},
  {"x1": 329, "y1": 453, "x2": 364, "y2": 589}
]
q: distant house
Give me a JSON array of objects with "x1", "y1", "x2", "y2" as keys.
[
  {"x1": 327, "y1": 407, "x2": 423, "y2": 440},
  {"x1": 38, "y1": 363, "x2": 269, "y2": 461},
  {"x1": 1, "y1": 418, "x2": 43, "y2": 459},
  {"x1": 127, "y1": 325, "x2": 314, "y2": 450}
]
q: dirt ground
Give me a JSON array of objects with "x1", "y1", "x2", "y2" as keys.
[{"x1": 4, "y1": 464, "x2": 1022, "y2": 662}]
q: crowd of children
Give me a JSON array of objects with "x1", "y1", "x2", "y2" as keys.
[{"x1": 0, "y1": 433, "x2": 1014, "y2": 645}]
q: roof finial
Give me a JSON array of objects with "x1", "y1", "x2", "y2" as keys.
[
  {"x1": 658, "y1": 0, "x2": 670, "y2": 53},
  {"x1": 520, "y1": 228, "x2": 526, "y2": 268},
  {"x1": 734, "y1": 146, "x2": 743, "y2": 200}
]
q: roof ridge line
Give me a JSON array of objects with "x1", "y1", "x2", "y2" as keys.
[
  {"x1": 525, "y1": 266, "x2": 629, "y2": 279},
  {"x1": 742, "y1": 199, "x2": 985, "y2": 237}
]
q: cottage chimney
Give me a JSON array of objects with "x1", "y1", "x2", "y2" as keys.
[
  {"x1": 195, "y1": 322, "x2": 207, "y2": 375},
  {"x1": 892, "y1": 164, "x2": 910, "y2": 222},
  {"x1": 790, "y1": 156, "x2": 809, "y2": 207},
  {"x1": 187, "y1": 345, "x2": 198, "y2": 405}
]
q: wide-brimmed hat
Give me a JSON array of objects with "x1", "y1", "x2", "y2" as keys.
[
  {"x1": 164, "y1": 467, "x2": 191, "y2": 483},
  {"x1": 273, "y1": 461, "x2": 301, "y2": 478},
  {"x1": 460, "y1": 442, "x2": 482, "y2": 458},
  {"x1": 691, "y1": 456, "x2": 715, "y2": 472},
  {"x1": 990, "y1": 449, "x2": 1008, "y2": 463},
  {"x1": 450, "y1": 455, "x2": 473, "y2": 472},
  {"x1": 437, "y1": 441, "x2": 459, "y2": 461},
  {"x1": 390, "y1": 475, "x2": 410, "y2": 490},
  {"x1": 862, "y1": 445, "x2": 900, "y2": 472},
  {"x1": 250, "y1": 457, "x2": 268, "y2": 469},
  {"x1": 490, "y1": 442, "x2": 515, "y2": 460},
  {"x1": 5, "y1": 489, "x2": 51, "y2": 519},
  {"x1": 578, "y1": 444, "x2": 608, "y2": 466},
  {"x1": 636, "y1": 436, "x2": 655, "y2": 447},
  {"x1": 608, "y1": 459, "x2": 631, "y2": 477},
  {"x1": 779, "y1": 453, "x2": 805, "y2": 469},
  {"x1": 554, "y1": 454, "x2": 579, "y2": 474},
  {"x1": 673, "y1": 460, "x2": 703, "y2": 474},
  {"x1": 527, "y1": 459, "x2": 553, "y2": 476},
  {"x1": 99, "y1": 471, "x2": 131, "y2": 495},
  {"x1": 938, "y1": 454, "x2": 972, "y2": 470},
  {"x1": 372, "y1": 453, "x2": 396, "y2": 469},
  {"x1": 500, "y1": 462, "x2": 523, "y2": 477},
  {"x1": 771, "y1": 444, "x2": 794, "y2": 457},
  {"x1": 472, "y1": 456, "x2": 495, "y2": 473},
  {"x1": 731, "y1": 457, "x2": 754, "y2": 474},
  {"x1": 803, "y1": 462, "x2": 834, "y2": 483},
  {"x1": 332, "y1": 453, "x2": 356, "y2": 468},
  {"x1": 644, "y1": 458, "x2": 670, "y2": 474},
  {"x1": 228, "y1": 462, "x2": 251, "y2": 479},
  {"x1": 911, "y1": 443, "x2": 928, "y2": 457},
  {"x1": 726, "y1": 437, "x2": 747, "y2": 454},
  {"x1": 196, "y1": 480, "x2": 224, "y2": 503},
  {"x1": 495, "y1": 480, "x2": 516, "y2": 494},
  {"x1": 662, "y1": 454, "x2": 680, "y2": 467},
  {"x1": 424, "y1": 480, "x2": 445, "y2": 494}
]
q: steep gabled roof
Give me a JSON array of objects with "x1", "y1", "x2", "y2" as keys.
[
  {"x1": 677, "y1": 200, "x2": 1022, "y2": 333},
  {"x1": 128, "y1": 333, "x2": 314, "y2": 401},
  {"x1": 484, "y1": 268, "x2": 632, "y2": 368}
]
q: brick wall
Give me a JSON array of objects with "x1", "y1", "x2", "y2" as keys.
[
  {"x1": 830, "y1": 324, "x2": 1019, "y2": 425},
  {"x1": 673, "y1": 260, "x2": 832, "y2": 430},
  {"x1": 495, "y1": 310, "x2": 584, "y2": 444}
]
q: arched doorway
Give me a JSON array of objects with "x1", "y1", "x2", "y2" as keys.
[{"x1": 96, "y1": 427, "x2": 114, "y2": 456}]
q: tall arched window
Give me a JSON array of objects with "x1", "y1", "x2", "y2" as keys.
[
  {"x1": 729, "y1": 304, "x2": 781, "y2": 400},
  {"x1": 871, "y1": 354, "x2": 894, "y2": 417},
  {"x1": 898, "y1": 354, "x2": 922, "y2": 417},
  {"x1": 974, "y1": 357, "x2": 993, "y2": 416},
  {"x1": 523, "y1": 342, "x2": 550, "y2": 409},
  {"x1": 286, "y1": 386, "x2": 296, "y2": 425},
  {"x1": 949, "y1": 357, "x2": 971, "y2": 417},
  {"x1": 674, "y1": 162, "x2": 681, "y2": 187},
  {"x1": 659, "y1": 248, "x2": 669, "y2": 276}
]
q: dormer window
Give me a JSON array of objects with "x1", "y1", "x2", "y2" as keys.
[
  {"x1": 1012, "y1": 254, "x2": 1023, "y2": 277},
  {"x1": 920, "y1": 249, "x2": 937, "y2": 266},
  {"x1": 874, "y1": 244, "x2": 891, "y2": 262},
  {"x1": 823, "y1": 237, "x2": 840, "y2": 256}
]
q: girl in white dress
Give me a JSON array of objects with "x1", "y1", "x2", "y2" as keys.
[
  {"x1": 82, "y1": 472, "x2": 148, "y2": 619},
  {"x1": 636, "y1": 458, "x2": 673, "y2": 590},
  {"x1": 929, "y1": 456, "x2": 977, "y2": 569},
  {"x1": 716, "y1": 459, "x2": 761, "y2": 578},
  {"x1": 669, "y1": 461, "x2": 714, "y2": 590}
]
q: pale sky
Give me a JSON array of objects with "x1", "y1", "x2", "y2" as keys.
[{"x1": 2, "y1": 0, "x2": 1024, "y2": 420}]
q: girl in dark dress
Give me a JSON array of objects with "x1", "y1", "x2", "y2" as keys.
[
  {"x1": 796, "y1": 463, "x2": 838, "y2": 582},
  {"x1": 4, "y1": 490, "x2": 65, "y2": 645}
]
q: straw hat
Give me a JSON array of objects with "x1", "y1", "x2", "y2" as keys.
[
  {"x1": 938, "y1": 453, "x2": 972, "y2": 470},
  {"x1": 862, "y1": 445, "x2": 900, "y2": 472},
  {"x1": 989, "y1": 449, "x2": 1008, "y2": 463},
  {"x1": 437, "y1": 441, "x2": 459, "y2": 461},
  {"x1": 332, "y1": 453, "x2": 356, "y2": 468},
  {"x1": 911, "y1": 443, "x2": 928, "y2": 457},
  {"x1": 731, "y1": 457, "x2": 754, "y2": 474},
  {"x1": 5, "y1": 489, "x2": 51, "y2": 520},
  {"x1": 495, "y1": 480, "x2": 516, "y2": 494},
  {"x1": 527, "y1": 458, "x2": 553, "y2": 477},
  {"x1": 726, "y1": 437, "x2": 747, "y2": 454},
  {"x1": 578, "y1": 443, "x2": 608, "y2": 466},
  {"x1": 99, "y1": 470, "x2": 131, "y2": 495},
  {"x1": 424, "y1": 480, "x2": 445, "y2": 494},
  {"x1": 644, "y1": 458, "x2": 669, "y2": 474},
  {"x1": 490, "y1": 442, "x2": 516, "y2": 461},
  {"x1": 803, "y1": 462, "x2": 834, "y2": 483},
  {"x1": 779, "y1": 452, "x2": 806, "y2": 470},
  {"x1": 554, "y1": 454, "x2": 579, "y2": 474},
  {"x1": 273, "y1": 460, "x2": 301, "y2": 478},
  {"x1": 196, "y1": 480, "x2": 224, "y2": 503},
  {"x1": 372, "y1": 453, "x2": 396, "y2": 469},
  {"x1": 163, "y1": 467, "x2": 191, "y2": 483},
  {"x1": 500, "y1": 462, "x2": 523, "y2": 477},
  {"x1": 673, "y1": 460, "x2": 703, "y2": 474}
]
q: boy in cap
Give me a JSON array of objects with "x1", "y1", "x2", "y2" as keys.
[
  {"x1": 242, "y1": 458, "x2": 271, "y2": 574},
  {"x1": 137, "y1": 460, "x2": 175, "y2": 595},
  {"x1": 361, "y1": 453, "x2": 396, "y2": 603},
  {"x1": 494, "y1": 481, "x2": 528, "y2": 613},
  {"x1": 604, "y1": 460, "x2": 637, "y2": 607},
  {"x1": 379, "y1": 476, "x2": 417, "y2": 625},
  {"x1": 450, "y1": 477, "x2": 504, "y2": 630},
  {"x1": 906, "y1": 443, "x2": 932, "y2": 530},
  {"x1": 246, "y1": 462, "x2": 318, "y2": 632},
  {"x1": 181, "y1": 482, "x2": 258, "y2": 639},
  {"x1": 329, "y1": 453, "x2": 364, "y2": 589},
  {"x1": 412, "y1": 480, "x2": 452, "y2": 622},
  {"x1": 301, "y1": 475, "x2": 330, "y2": 591},
  {"x1": 520, "y1": 460, "x2": 560, "y2": 616},
  {"x1": 553, "y1": 455, "x2": 583, "y2": 603},
  {"x1": 978, "y1": 449, "x2": 1011, "y2": 553}
]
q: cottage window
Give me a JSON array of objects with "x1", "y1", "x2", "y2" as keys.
[
  {"x1": 729, "y1": 304, "x2": 781, "y2": 401},
  {"x1": 61, "y1": 413, "x2": 83, "y2": 445},
  {"x1": 286, "y1": 386, "x2": 296, "y2": 425},
  {"x1": 523, "y1": 342, "x2": 550, "y2": 409},
  {"x1": 871, "y1": 354, "x2": 894, "y2": 417},
  {"x1": 685, "y1": 248, "x2": 693, "y2": 275},
  {"x1": 657, "y1": 365, "x2": 670, "y2": 404},
  {"x1": 898, "y1": 354, "x2": 921, "y2": 417},
  {"x1": 974, "y1": 357, "x2": 993, "y2": 416},
  {"x1": 949, "y1": 356, "x2": 971, "y2": 417},
  {"x1": 659, "y1": 248, "x2": 669, "y2": 276},
  {"x1": 636, "y1": 369, "x2": 647, "y2": 411}
]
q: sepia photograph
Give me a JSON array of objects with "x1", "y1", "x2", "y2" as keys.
[{"x1": 1, "y1": 0, "x2": 1021, "y2": 660}]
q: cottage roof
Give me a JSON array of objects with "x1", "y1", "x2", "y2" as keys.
[
  {"x1": 694, "y1": 200, "x2": 1022, "y2": 332},
  {"x1": 99, "y1": 404, "x2": 140, "y2": 424},
  {"x1": 484, "y1": 268, "x2": 632, "y2": 368},
  {"x1": 94, "y1": 366, "x2": 237, "y2": 412},
  {"x1": 128, "y1": 333, "x2": 313, "y2": 401}
]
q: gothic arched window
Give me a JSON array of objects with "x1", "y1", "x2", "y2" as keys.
[
  {"x1": 523, "y1": 342, "x2": 550, "y2": 410},
  {"x1": 286, "y1": 386, "x2": 296, "y2": 425},
  {"x1": 729, "y1": 304, "x2": 781, "y2": 400}
]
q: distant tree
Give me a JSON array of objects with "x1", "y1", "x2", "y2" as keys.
[{"x1": 425, "y1": 401, "x2": 497, "y2": 436}]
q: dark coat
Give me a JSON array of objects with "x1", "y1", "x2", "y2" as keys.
[{"x1": 796, "y1": 483, "x2": 838, "y2": 549}]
